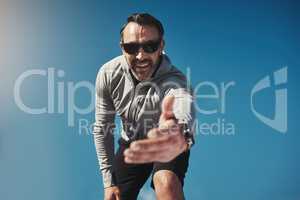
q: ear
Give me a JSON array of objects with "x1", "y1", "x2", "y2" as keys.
[
  {"x1": 159, "y1": 39, "x2": 165, "y2": 55},
  {"x1": 120, "y1": 42, "x2": 125, "y2": 54},
  {"x1": 161, "y1": 38, "x2": 165, "y2": 48}
]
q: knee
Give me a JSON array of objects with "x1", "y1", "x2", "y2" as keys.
[{"x1": 153, "y1": 170, "x2": 182, "y2": 198}]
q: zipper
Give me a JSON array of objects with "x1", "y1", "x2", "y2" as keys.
[
  {"x1": 127, "y1": 84, "x2": 137, "y2": 122},
  {"x1": 133, "y1": 97, "x2": 142, "y2": 121}
]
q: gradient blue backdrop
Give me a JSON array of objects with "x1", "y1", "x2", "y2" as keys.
[{"x1": 1, "y1": 0, "x2": 299, "y2": 200}]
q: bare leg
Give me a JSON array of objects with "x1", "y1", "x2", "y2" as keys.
[{"x1": 153, "y1": 170, "x2": 184, "y2": 200}]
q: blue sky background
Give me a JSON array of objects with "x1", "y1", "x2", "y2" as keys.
[{"x1": 1, "y1": 0, "x2": 299, "y2": 200}]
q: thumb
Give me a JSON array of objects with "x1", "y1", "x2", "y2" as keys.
[{"x1": 160, "y1": 95, "x2": 175, "y2": 122}]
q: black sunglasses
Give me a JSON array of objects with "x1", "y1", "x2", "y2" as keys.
[{"x1": 121, "y1": 39, "x2": 161, "y2": 54}]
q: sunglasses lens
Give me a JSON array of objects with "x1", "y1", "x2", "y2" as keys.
[
  {"x1": 123, "y1": 43, "x2": 139, "y2": 54},
  {"x1": 142, "y1": 41, "x2": 160, "y2": 53},
  {"x1": 122, "y1": 40, "x2": 161, "y2": 54}
]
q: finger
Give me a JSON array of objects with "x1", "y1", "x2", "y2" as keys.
[
  {"x1": 124, "y1": 142, "x2": 171, "y2": 158},
  {"x1": 148, "y1": 122, "x2": 179, "y2": 139},
  {"x1": 123, "y1": 144, "x2": 170, "y2": 161},
  {"x1": 147, "y1": 128, "x2": 163, "y2": 139},
  {"x1": 125, "y1": 149, "x2": 168, "y2": 163},
  {"x1": 125, "y1": 153, "x2": 154, "y2": 163},
  {"x1": 125, "y1": 142, "x2": 182, "y2": 163},
  {"x1": 124, "y1": 136, "x2": 182, "y2": 162},
  {"x1": 124, "y1": 130, "x2": 186, "y2": 164},
  {"x1": 129, "y1": 134, "x2": 176, "y2": 152},
  {"x1": 115, "y1": 192, "x2": 121, "y2": 200},
  {"x1": 129, "y1": 132, "x2": 186, "y2": 154},
  {"x1": 159, "y1": 119, "x2": 180, "y2": 132},
  {"x1": 160, "y1": 95, "x2": 175, "y2": 122}
]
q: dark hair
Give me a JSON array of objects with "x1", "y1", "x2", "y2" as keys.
[{"x1": 120, "y1": 13, "x2": 164, "y2": 41}]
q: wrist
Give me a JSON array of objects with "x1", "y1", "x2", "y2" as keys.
[
  {"x1": 179, "y1": 123, "x2": 194, "y2": 151},
  {"x1": 104, "y1": 185, "x2": 116, "y2": 189},
  {"x1": 182, "y1": 139, "x2": 189, "y2": 152}
]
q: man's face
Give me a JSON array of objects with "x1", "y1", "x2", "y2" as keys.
[{"x1": 121, "y1": 22, "x2": 164, "y2": 81}]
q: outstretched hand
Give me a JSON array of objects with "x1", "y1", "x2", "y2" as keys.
[{"x1": 124, "y1": 95, "x2": 188, "y2": 164}]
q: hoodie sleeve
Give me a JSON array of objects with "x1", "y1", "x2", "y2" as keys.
[
  {"x1": 166, "y1": 88, "x2": 196, "y2": 147},
  {"x1": 162, "y1": 71, "x2": 196, "y2": 148},
  {"x1": 93, "y1": 66, "x2": 116, "y2": 188}
]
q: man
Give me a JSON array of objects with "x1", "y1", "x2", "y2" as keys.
[{"x1": 93, "y1": 13, "x2": 195, "y2": 200}]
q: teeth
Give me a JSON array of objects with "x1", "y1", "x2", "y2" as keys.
[{"x1": 137, "y1": 63, "x2": 149, "y2": 67}]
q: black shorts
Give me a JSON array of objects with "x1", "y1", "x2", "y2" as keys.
[{"x1": 113, "y1": 139, "x2": 190, "y2": 200}]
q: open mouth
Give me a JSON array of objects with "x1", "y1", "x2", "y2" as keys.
[
  {"x1": 136, "y1": 62, "x2": 150, "y2": 68},
  {"x1": 135, "y1": 63, "x2": 152, "y2": 72}
]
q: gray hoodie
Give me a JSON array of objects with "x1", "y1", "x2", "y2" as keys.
[{"x1": 93, "y1": 54, "x2": 195, "y2": 188}]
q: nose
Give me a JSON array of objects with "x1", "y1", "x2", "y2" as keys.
[{"x1": 135, "y1": 47, "x2": 146, "y2": 60}]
